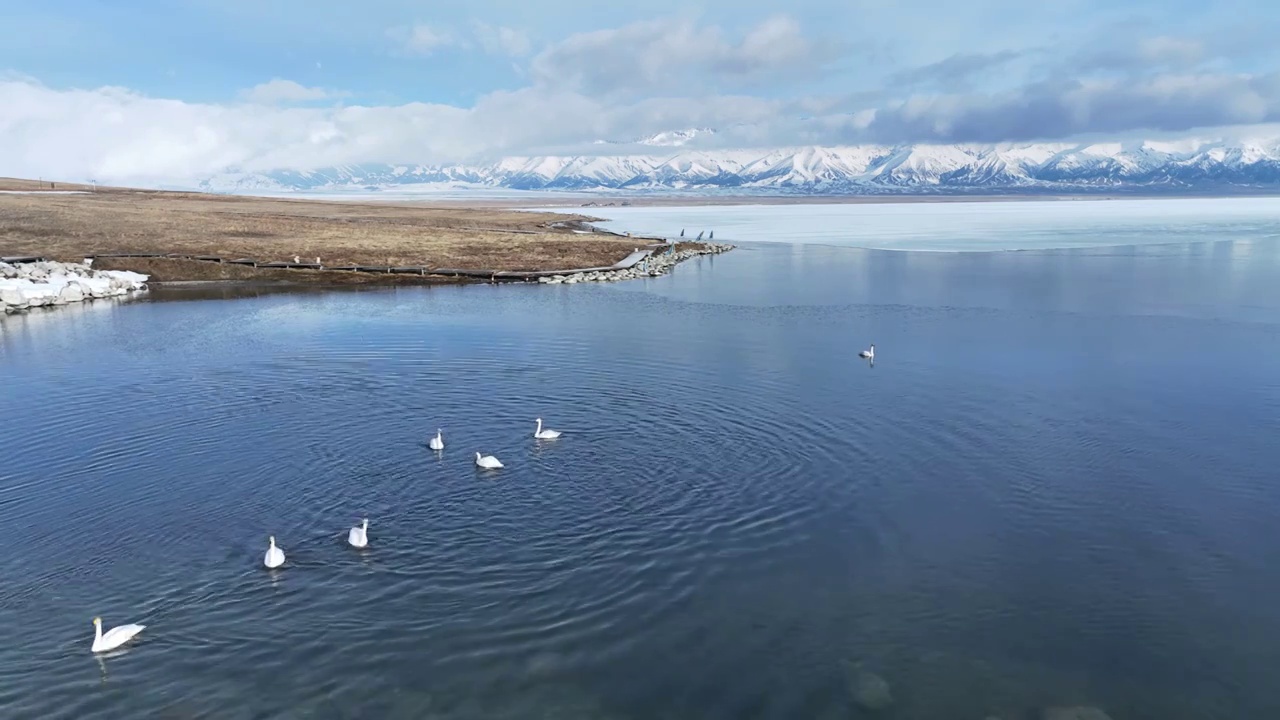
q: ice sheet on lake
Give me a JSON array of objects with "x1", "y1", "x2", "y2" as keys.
[{"x1": 588, "y1": 197, "x2": 1280, "y2": 252}]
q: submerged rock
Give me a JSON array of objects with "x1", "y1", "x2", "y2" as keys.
[{"x1": 849, "y1": 670, "x2": 893, "y2": 711}]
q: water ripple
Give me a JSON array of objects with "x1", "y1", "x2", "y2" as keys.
[{"x1": 3, "y1": 240, "x2": 1280, "y2": 718}]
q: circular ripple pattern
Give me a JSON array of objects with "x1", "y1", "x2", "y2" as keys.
[
  {"x1": 0, "y1": 287, "x2": 863, "y2": 719},
  {"x1": 3, "y1": 243, "x2": 1280, "y2": 720}
]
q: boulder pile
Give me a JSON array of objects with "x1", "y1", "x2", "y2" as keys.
[
  {"x1": 1, "y1": 260, "x2": 149, "y2": 313},
  {"x1": 538, "y1": 242, "x2": 734, "y2": 285}
]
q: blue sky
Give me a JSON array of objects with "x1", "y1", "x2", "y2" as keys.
[{"x1": 2, "y1": 0, "x2": 1279, "y2": 183}]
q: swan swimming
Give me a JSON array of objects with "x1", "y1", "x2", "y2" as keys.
[
  {"x1": 429, "y1": 429, "x2": 444, "y2": 451},
  {"x1": 859, "y1": 344, "x2": 875, "y2": 360},
  {"x1": 534, "y1": 418, "x2": 561, "y2": 440},
  {"x1": 475, "y1": 452, "x2": 503, "y2": 469},
  {"x1": 348, "y1": 518, "x2": 369, "y2": 548},
  {"x1": 92, "y1": 616, "x2": 145, "y2": 653},
  {"x1": 264, "y1": 536, "x2": 285, "y2": 568}
]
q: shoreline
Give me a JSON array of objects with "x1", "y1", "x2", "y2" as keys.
[
  {"x1": 1, "y1": 177, "x2": 722, "y2": 288},
  {"x1": 7, "y1": 173, "x2": 1274, "y2": 295},
  {"x1": 0, "y1": 174, "x2": 739, "y2": 311},
  {"x1": 132, "y1": 241, "x2": 736, "y2": 289},
  {"x1": 0, "y1": 241, "x2": 735, "y2": 315},
  {"x1": 20, "y1": 177, "x2": 1273, "y2": 294}
]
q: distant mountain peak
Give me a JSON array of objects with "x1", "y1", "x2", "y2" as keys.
[
  {"x1": 595, "y1": 127, "x2": 718, "y2": 147},
  {"x1": 635, "y1": 127, "x2": 716, "y2": 146}
]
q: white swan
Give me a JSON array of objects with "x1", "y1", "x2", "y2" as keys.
[
  {"x1": 475, "y1": 451, "x2": 503, "y2": 469},
  {"x1": 428, "y1": 429, "x2": 444, "y2": 451},
  {"x1": 348, "y1": 518, "x2": 369, "y2": 548},
  {"x1": 859, "y1": 344, "x2": 875, "y2": 360},
  {"x1": 264, "y1": 536, "x2": 285, "y2": 568},
  {"x1": 534, "y1": 418, "x2": 561, "y2": 439},
  {"x1": 92, "y1": 616, "x2": 145, "y2": 653}
]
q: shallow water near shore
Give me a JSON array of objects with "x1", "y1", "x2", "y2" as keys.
[{"x1": 3, "y1": 204, "x2": 1280, "y2": 719}]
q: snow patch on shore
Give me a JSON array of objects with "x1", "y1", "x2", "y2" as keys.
[{"x1": 0, "y1": 260, "x2": 148, "y2": 313}]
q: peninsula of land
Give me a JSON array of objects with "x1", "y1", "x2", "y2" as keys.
[{"x1": 0, "y1": 177, "x2": 726, "y2": 286}]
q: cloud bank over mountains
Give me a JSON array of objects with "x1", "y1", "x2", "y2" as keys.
[{"x1": 2, "y1": 6, "x2": 1279, "y2": 190}]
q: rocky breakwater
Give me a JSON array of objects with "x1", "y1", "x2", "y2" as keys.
[
  {"x1": 1, "y1": 260, "x2": 149, "y2": 313},
  {"x1": 538, "y1": 242, "x2": 734, "y2": 285}
]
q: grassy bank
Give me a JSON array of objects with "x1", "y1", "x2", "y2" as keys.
[{"x1": 0, "y1": 178, "x2": 645, "y2": 282}]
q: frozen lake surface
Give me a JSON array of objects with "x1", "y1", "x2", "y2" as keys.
[{"x1": 591, "y1": 197, "x2": 1280, "y2": 252}]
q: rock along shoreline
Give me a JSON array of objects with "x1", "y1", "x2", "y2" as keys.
[
  {"x1": 538, "y1": 242, "x2": 735, "y2": 284},
  {"x1": 1, "y1": 260, "x2": 149, "y2": 314},
  {"x1": 0, "y1": 241, "x2": 731, "y2": 313}
]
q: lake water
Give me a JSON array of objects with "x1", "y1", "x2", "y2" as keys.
[{"x1": 3, "y1": 199, "x2": 1280, "y2": 719}]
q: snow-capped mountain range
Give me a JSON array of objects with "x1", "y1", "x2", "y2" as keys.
[{"x1": 198, "y1": 134, "x2": 1280, "y2": 195}]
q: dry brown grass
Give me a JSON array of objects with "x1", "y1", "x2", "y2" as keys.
[
  {"x1": 0, "y1": 178, "x2": 100, "y2": 192},
  {"x1": 89, "y1": 257, "x2": 481, "y2": 285},
  {"x1": 0, "y1": 178, "x2": 644, "y2": 279}
]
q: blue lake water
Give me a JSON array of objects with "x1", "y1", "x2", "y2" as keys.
[{"x1": 3, "y1": 200, "x2": 1280, "y2": 719}]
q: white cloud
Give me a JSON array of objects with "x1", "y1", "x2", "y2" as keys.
[
  {"x1": 472, "y1": 22, "x2": 532, "y2": 57},
  {"x1": 852, "y1": 72, "x2": 1280, "y2": 143},
  {"x1": 529, "y1": 14, "x2": 836, "y2": 97},
  {"x1": 724, "y1": 15, "x2": 815, "y2": 76},
  {"x1": 1072, "y1": 33, "x2": 1211, "y2": 74},
  {"x1": 393, "y1": 23, "x2": 455, "y2": 56},
  {"x1": 0, "y1": 77, "x2": 791, "y2": 185},
  {"x1": 389, "y1": 21, "x2": 532, "y2": 59},
  {"x1": 1139, "y1": 36, "x2": 1205, "y2": 67},
  {"x1": 240, "y1": 79, "x2": 343, "y2": 105}
]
